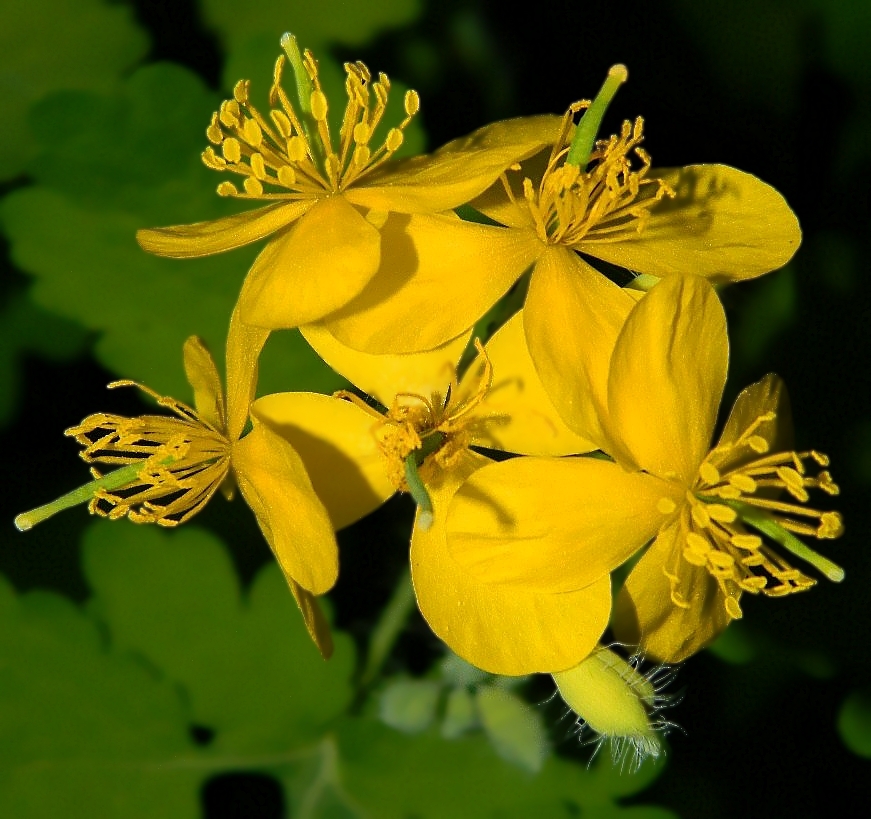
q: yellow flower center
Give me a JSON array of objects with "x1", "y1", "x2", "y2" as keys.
[
  {"x1": 336, "y1": 342, "x2": 492, "y2": 494},
  {"x1": 201, "y1": 47, "x2": 419, "y2": 200},
  {"x1": 503, "y1": 108, "x2": 674, "y2": 247},
  {"x1": 671, "y1": 411, "x2": 843, "y2": 619},
  {"x1": 64, "y1": 381, "x2": 231, "y2": 526}
]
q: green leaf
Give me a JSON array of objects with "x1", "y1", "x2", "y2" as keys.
[
  {"x1": 0, "y1": 576, "x2": 202, "y2": 818},
  {"x1": 81, "y1": 520, "x2": 355, "y2": 754},
  {"x1": 1, "y1": 62, "x2": 346, "y2": 398},
  {"x1": 441, "y1": 686, "x2": 478, "y2": 739},
  {"x1": 0, "y1": 0, "x2": 148, "y2": 180},
  {"x1": 0, "y1": 290, "x2": 88, "y2": 427},
  {"x1": 201, "y1": 0, "x2": 423, "y2": 57},
  {"x1": 338, "y1": 717, "x2": 676, "y2": 818},
  {"x1": 440, "y1": 650, "x2": 489, "y2": 687},
  {"x1": 379, "y1": 678, "x2": 442, "y2": 734},
  {"x1": 475, "y1": 685, "x2": 549, "y2": 773},
  {"x1": 838, "y1": 687, "x2": 871, "y2": 758}
]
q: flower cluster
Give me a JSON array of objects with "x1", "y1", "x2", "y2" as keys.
[{"x1": 18, "y1": 38, "x2": 843, "y2": 756}]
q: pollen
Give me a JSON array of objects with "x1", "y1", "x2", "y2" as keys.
[
  {"x1": 335, "y1": 341, "x2": 493, "y2": 495},
  {"x1": 512, "y1": 106, "x2": 675, "y2": 248},
  {"x1": 679, "y1": 410, "x2": 844, "y2": 618},
  {"x1": 200, "y1": 40, "x2": 419, "y2": 202},
  {"x1": 64, "y1": 381, "x2": 231, "y2": 527}
]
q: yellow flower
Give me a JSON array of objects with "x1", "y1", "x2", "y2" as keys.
[
  {"x1": 16, "y1": 308, "x2": 338, "y2": 657},
  {"x1": 460, "y1": 70, "x2": 802, "y2": 431},
  {"x1": 136, "y1": 36, "x2": 559, "y2": 351},
  {"x1": 249, "y1": 316, "x2": 603, "y2": 674},
  {"x1": 445, "y1": 273, "x2": 844, "y2": 663}
]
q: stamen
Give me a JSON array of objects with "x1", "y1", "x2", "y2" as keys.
[{"x1": 724, "y1": 499, "x2": 845, "y2": 583}]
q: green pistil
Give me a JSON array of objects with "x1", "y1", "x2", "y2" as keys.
[
  {"x1": 718, "y1": 498, "x2": 845, "y2": 583},
  {"x1": 280, "y1": 32, "x2": 314, "y2": 117},
  {"x1": 566, "y1": 64, "x2": 629, "y2": 169},
  {"x1": 14, "y1": 460, "x2": 167, "y2": 531},
  {"x1": 403, "y1": 432, "x2": 446, "y2": 531}
]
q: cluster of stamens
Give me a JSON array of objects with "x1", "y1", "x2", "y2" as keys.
[
  {"x1": 65, "y1": 382, "x2": 230, "y2": 526},
  {"x1": 201, "y1": 49, "x2": 419, "y2": 200},
  {"x1": 505, "y1": 107, "x2": 674, "y2": 247},
  {"x1": 662, "y1": 411, "x2": 843, "y2": 619},
  {"x1": 335, "y1": 342, "x2": 492, "y2": 493}
]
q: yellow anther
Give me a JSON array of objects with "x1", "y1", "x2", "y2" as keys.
[
  {"x1": 818, "y1": 512, "x2": 844, "y2": 539},
  {"x1": 729, "y1": 473, "x2": 757, "y2": 493},
  {"x1": 777, "y1": 466, "x2": 809, "y2": 502},
  {"x1": 243, "y1": 118, "x2": 263, "y2": 147},
  {"x1": 244, "y1": 177, "x2": 264, "y2": 196},
  {"x1": 656, "y1": 497, "x2": 677, "y2": 514},
  {"x1": 216, "y1": 181, "x2": 237, "y2": 196},
  {"x1": 811, "y1": 451, "x2": 830, "y2": 466},
  {"x1": 740, "y1": 576, "x2": 768, "y2": 592},
  {"x1": 222, "y1": 138, "x2": 242, "y2": 164},
  {"x1": 353, "y1": 145, "x2": 371, "y2": 168},
  {"x1": 708, "y1": 550, "x2": 735, "y2": 569},
  {"x1": 724, "y1": 596, "x2": 743, "y2": 619},
  {"x1": 250, "y1": 153, "x2": 266, "y2": 179},
  {"x1": 817, "y1": 471, "x2": 840, "y2": 495},
  {"x1": 353, "y1": 122, "x2": 371, "y2": 144},
  {"x1": 270, "y1": 109, "x2": 292, "y2": 137},
  {"x1": 405, "y1": 89, "x2": 420, "y2": 116},
  {"x1": 747, "y1": 435, "x2": 769, "y2": 453},
  {"x1": 310, "y1": 90, "x2": 328, "y2": 121},
  {"x1": 731, "y1": 533, "x2": 762, "y2": 550},
  {"x1": 277, "y1": 166, "x2": 296, "y2": 187},
  {"x1": 691, "y1": 502, "x2": 711, "y2": 529},
  {"x1": 717, "y1": 485, "x2": 742, "y2": 500},
  {"x1": 201, "y1": 148, "x2": 226, "y2": 170},
  {"x1": 698, "y1": 462, "x2": 720, "y2": 485},
  {"x1": 233, "y1": 79, "x2": 249, "y2": 104},
  {"x1": 686, "y1": 532, "x2": 710, "y2": 553},
  {"x1": 682, "y1": 547, "x2": 708, "y2": 567},
  {"x1": 707, "y1": 504, "x2": 738, "y2": 524},
  {"x1": 206, "y1": 114, "x2": 223, "y2": 145},
  {"x1": 386, "y1": 128, "x2": 404, "y2": 152},
  {"x1": 288, "y1": 136, "x2": 308, "y2": 162},
  {"x1": 219, "y1": 99, "x2": 241, "y2": 128}
]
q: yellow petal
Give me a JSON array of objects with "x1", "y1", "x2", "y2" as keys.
[
  {"x1": 581, "y1": 165, "x2": 801, "y2": 282},
  {"x1": 446, "y1": 456, "x2": 676, "y2": 593},
  {"x1": 469, "y1": 149, "x2": 550, "y2": 230},
  {"x1": 182, "y1": 336, "x2": 226, "y2": 432},
  {"x1": 238, "y1": 196, "x2": 381, "y2": 330},
  {"x1": 461, "y1": 311, "x2": 596, "y2": 456},
  {"x1": 708, "y1": 373, "x2": 792, "y2": 474},
  {"x1": 232, "y1": 422, "x2": 338, "y2": 594},
  {"x1": 300, "y1": 323, "x2": 471, "y2": 409},
  {"x1": 612, "y1": 516, "x2": 733, "y2": 663},
  {"x1": 606, "y1": 274, "x2": 728, "y2": 484},
  {"x1": 347, "y1": 115, "x2": 562, "y2": 214},
  {"x1": 523, "y1": 247, "x2": 635, "y2": 446},
  {"x1": 411, "y1": 452, "x2": 612, "y2": 675},
  {"x1": 324, "y1": 212, "x2": 539, "y2": 354},
  {"x1": 287, "y1": 578, "x2": 334, "y2": 660},
  {"x1": 225, "y1": 303, "x2": 270, "y2": 441},
  {"x1": 251, "y1": 392, "x2": 394, "y2": 531},
  {"x1": 136, "y1": 201, "x2": 311, "y2": 258}
]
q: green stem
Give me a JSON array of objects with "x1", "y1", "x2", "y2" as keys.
[
  {"x1": 15, "y1": 462, "x2": 148, "y2": 531},
  {"x1": 566, "y1": 64, "x2": 628, "y2": 169},
  {"x1": 360, "y1": 567, "x2": 416, "y2": 688},
  {"x1": 404, "y1": 454, "x2": 434, "y2": 530}
]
